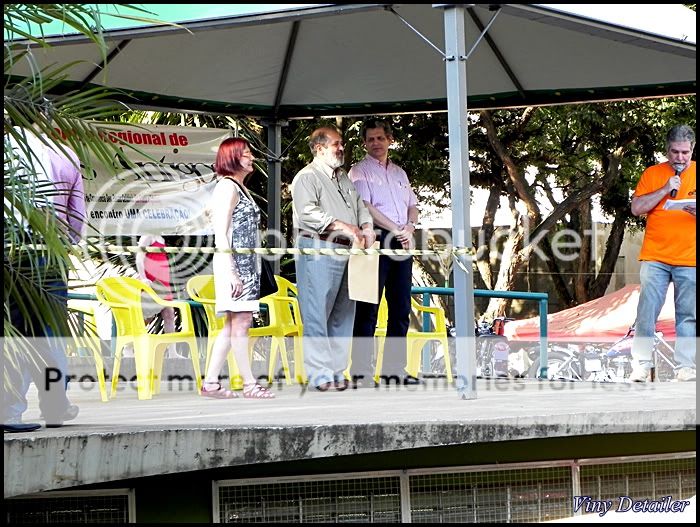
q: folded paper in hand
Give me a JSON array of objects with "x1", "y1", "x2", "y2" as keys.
[
  {"x1": 663, "y1": 198, "x2": 696, "y2": 211},
  {"x1": 348, "y1": 241, "x2": 380, "y2": 304}
]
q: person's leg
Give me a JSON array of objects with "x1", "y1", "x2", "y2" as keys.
[
  {"x1": 225, "y1": 311, "x2": 275, "y2": 398},
  {"x1": 1, "y1": 346, "x2": 33, "y2": 425},
  {"x1": 382, "y1": 248, "x2": 413, "y2": 378},
  {"x1": 160, "y1": 307, "x2": 182, "y2": 358},
  {"x1": 296, "y1": 237, "x2": 337, "y2": 388},
  {"x1": 351, "y1": 301, "x2": 380, "y2": 382},
  {"x1": 327, "y1": 255, "x2": 355, "y2": 385},
  {"x1": 3, "y1": 298, "x2": 34, "y2": 424},
  {"x1": 36, "y1": 283, "x2": 74, "y2": 425},
  {"x1": 671, "y1": 265, "x2": 696, "y2": 369},
  {"x1": 204, "y1": 313, "x2": 232, "y2": 382},
  {"x1": 631, "y1": 262, "x2": 671, "y2": 380},
  {"x1": 350, "y1": 241, "x2": 388, "y2": 382},
  {"x1": 228, "y1": 312, "x2": 255, "y2": 384},
  {"x1": 201, "y1": 313, "x2": 237, "y2": 398}
]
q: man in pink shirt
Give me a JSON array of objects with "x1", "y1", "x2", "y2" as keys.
[
  {"x1": 349, "y1": 119, "x2": 421, "y2": 386},
  {"x1": 46, "y1": 139, "x2": 86, "y2": 242},
  {"x1": 46, "y1": 141, "x2": 86, "y2": 242}
]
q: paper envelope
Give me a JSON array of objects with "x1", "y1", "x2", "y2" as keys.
[{"x1": 348, "y1": 241, "x2": 380, "y2": 304}]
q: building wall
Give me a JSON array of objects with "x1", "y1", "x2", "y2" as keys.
[{"x1": 6, "y1": 431, "x2": 695, "y2": 523}]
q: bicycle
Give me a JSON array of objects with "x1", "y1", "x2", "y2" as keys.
[
  {"x1": 434, "y1": 318, "x2": 512, "y2": 378},
  {"x1": 527, "y1": 325, "x2": 679, "y2": 382}
]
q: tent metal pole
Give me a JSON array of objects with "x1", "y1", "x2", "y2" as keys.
[
  {"x1": 263, "y1": 120, "x2": 286, "y2": 273},
  {"x1": 443, "y1": 5, "x2": 477, "y2": 400}
]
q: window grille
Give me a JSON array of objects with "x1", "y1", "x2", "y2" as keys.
[
  {"x1": 216, "y1": 453, "x2": 694, "y2": 523},
  {"x1": 5, "y1": 490, "x2": 132, "y2": 524}
]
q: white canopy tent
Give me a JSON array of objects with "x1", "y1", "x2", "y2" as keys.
[
  {"x1": 8, "y1": 4, "x2": 695, "y2": 116},
  {"x1": 8, "y1": 3, "x2": 696, "y2": 398}
]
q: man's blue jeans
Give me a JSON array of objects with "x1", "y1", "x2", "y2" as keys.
[
  {"x1": 295, "y1": 237, "x2": 355, "y2": 388},
  {"x1": 631, "y1": 261, "x2": 696, "y2": 368}
]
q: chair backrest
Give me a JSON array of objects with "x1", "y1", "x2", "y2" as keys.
[
  {"x1": 410, "y1": 296, "x2": 446, "y2": 334},
  {"x1": 95, "y1": 276, "x2": 148, "y2": 308},
  {"x1": 186, "y1": 274, "x2": 216, "y2": 303},
  {"x1": 185, "y1": 274, "x2": 222, "y2": 331},
  {"x1": 261, "y1": 276, "x2": 302, "y2": 329},
  {"x1": 375, "y1": 293, "x2": 446, "y2": 334},
  {"x1": 274, "y1": 275, "x2": 298, "y2": 298},
  {"x1": 95, "y1": 276, "x2": 151, "y2": 336}
]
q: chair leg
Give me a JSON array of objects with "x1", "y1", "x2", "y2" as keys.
[
  {"x1": 186, "y1": 337, "x2": 203, "y2": 393},
  {"x1": 406, "y1": 338, "x2": 422, "y2": 378},
  {"x1": 133, "y1": 341, "x2": 154, "y2": 400},
  {"x1": 373, "y1": 335, "x2": 386, "y2": 383},
  {"x1": 293, "y1": 334, "x2": 306, "y2": 384},
  {"x1": 268, "y1": 337, "x2": 292, "y2": 385},
  {"x1": 441, "y1": 337, "x2": 453, "y2": 384},
  {"x1": 88, "y1": 338, "x2": 108, "y2": 402},
  {"x1": 204, "y1": 339, "x2": 212, "y2": 374},
  {"x1": 151, "y1": 343, "x2": 167, "y2": 395},
  {"x1": 110, "y1": 337, "x2": 130, "y2": 399},
  {"x1": 227, "y1": 352, "x2": 242, "y2": 390}
]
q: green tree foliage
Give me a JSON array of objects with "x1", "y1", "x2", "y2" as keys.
[
  {"x1": 470, "y1": 97, "x2": 695, "y2": 316},
  {"x1": 3, "y1": 4, "x2": 168, "y2": 372}
]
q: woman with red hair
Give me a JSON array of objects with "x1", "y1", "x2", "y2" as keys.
[{"x1": 201, "y1": 137, "x2": 274, "y2": 399}]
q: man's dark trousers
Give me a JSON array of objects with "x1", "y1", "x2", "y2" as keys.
[
  {"x1": 351, "y1": 228, "x2": 412, "y2": 381},
  {"x1": 3, "y1": 280, "x2": 71, "y2": 424}
]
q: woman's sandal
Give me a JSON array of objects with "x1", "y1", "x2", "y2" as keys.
[
  {"x1": 201, "y1": 382, "x2": 238, "y2": 399},
  {"x1": 242, "y1": 383, "x2": 276, "y2": 399}
]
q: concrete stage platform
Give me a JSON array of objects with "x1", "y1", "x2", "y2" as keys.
[{"x1": 4, "y1": 378, "x2": 696, "y2": 498}]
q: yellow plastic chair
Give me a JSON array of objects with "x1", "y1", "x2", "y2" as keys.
[
  {"x1": 95, "y1": 276, "x2": 202, "y2": 400},
  {"x1": 250, "y1": 275, "x2": 305, "y2": 384},
  {"x1": 186, "y1": 274, "x2": 240, "y2": 389},
  {"x1": 186, "y1": 274, "x2": 303, "y2": 387},
  {"x1": 66, "y1": 299, "x2": 108, "y2": 402},
  {"x1": 373, "y1": 295, "x2": 453, "y2": 383}
]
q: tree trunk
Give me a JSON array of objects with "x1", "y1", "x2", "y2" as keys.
[
  {"x1": 589, "y1": 213, "x2": 627, "y2": 298},
  {"x1": 574, "y1": 200, "x2": 592, "y2": 303},
  {"x1": 475, "y1": 186, "x2": 501, "y2": 289},
  {"x1": 483, "y1": 225, "x2": 527, "y2": 319}
]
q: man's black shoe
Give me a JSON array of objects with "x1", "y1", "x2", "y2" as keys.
[
  {"x1": 402, "y1": 375, "x2": 425, "y2": 386},
  {"x1": 376, "y1": 375, "x2": 402, "y2": 386},
  {"x1": 352, "y1": 378, "x2": 378, "y2": 389},
  {"x1": 3, "y1": 422, "x2": 41, "y2": 433},
  {"x1": 44, "y1": 404, "x2": 79, "y2": 428},
  {"x1": 334, "y1": 379, "x2": 350, "y2": 391},
  {"x1": 314, "y1": 382, "x2": 333, "y2": 392}
]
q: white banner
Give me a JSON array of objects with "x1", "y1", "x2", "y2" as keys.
[{"x1": 57, "y1": 123, "x2": 232, "y2": 236}]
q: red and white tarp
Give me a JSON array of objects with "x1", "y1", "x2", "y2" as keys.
[{"x1": 504, "y1": 284, "x2": 676, "y2": 343}]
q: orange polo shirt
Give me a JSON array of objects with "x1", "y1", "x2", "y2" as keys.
[{"x1": 634, "y1": 161, "x2": 696, "y2": 267}]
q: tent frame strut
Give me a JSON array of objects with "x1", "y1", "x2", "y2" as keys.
[
  {"x1": 273, "y1": 20, "x2": 300, "y2": 115},
  {"x1": 466, "y1": 7, "x2": 525, "y2": 98},
  {"x1": 79, "y1": 39, "x2": 131, "y2": 88}
]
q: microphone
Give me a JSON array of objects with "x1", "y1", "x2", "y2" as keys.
[{"x1": 670, "y1": 163, "x2": 684, "y2": 198}]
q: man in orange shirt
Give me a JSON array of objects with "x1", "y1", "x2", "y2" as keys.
[{"x1": 630, "y1": 124, "x2": 696, "y2": 382}]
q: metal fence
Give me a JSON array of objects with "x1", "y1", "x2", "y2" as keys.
[
  {"x1": 215, "y1": 453, "x2": 695, "y2": 523},
  {"x1": 5, "y1": 489, "x2": 133, "y2": 524}
]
